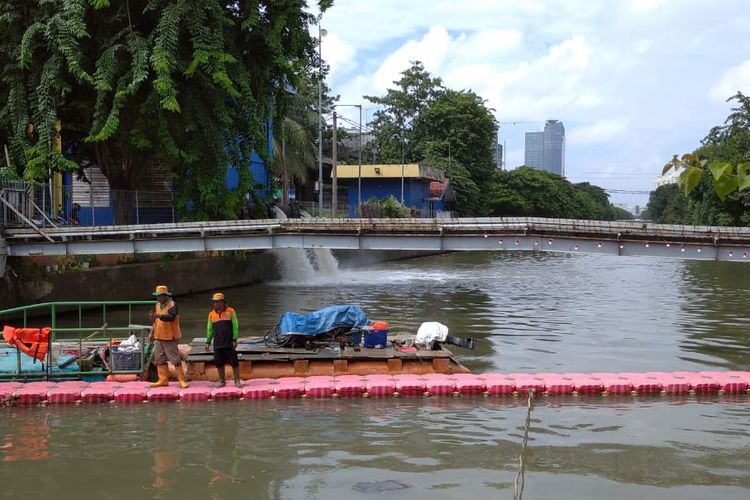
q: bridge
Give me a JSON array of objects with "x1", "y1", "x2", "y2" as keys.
[{"x1": 2, "y1": 217, "x2": 750, "y2": 277}]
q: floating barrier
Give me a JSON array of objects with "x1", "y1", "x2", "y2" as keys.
[{"x1": 2, "y1": 371, "x2": 750, "y2": 405}]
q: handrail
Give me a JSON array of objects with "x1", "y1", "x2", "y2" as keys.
[
  {"x1": 0, "y1": 301, "x2": 157, "y2": 380},
  {"x1": 0, "y1": 300, "x2": 154, "y2": 317}
]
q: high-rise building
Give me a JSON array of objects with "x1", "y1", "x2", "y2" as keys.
[
  {"x1": 524, "y1": 131, "x2": 544, "y2": 170},
  {"x1": 524, "y1": 120, "x2": 565, "y2": 176}
]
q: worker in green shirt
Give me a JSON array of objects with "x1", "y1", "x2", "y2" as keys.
[{"x1": 206, "y1": 292, "x2": 241, "y2": 388}]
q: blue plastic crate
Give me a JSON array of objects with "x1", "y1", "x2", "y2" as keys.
[{"x1": 363, "y1": 330, "x2": 387, "y2": 348}]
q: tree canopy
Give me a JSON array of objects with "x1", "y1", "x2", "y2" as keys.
[
  {"x1": 487, "y1": 167, "x2": 629, "y2": 220},
  {"x1": 0, "y1": 0, "x2": 328, "y2": 219},
  {"x1": 646, "y1": 92, "x2": 750, "y2": 226},
  {"x1": 364, "y1": 61, "x2": 497, "y2": 215}
]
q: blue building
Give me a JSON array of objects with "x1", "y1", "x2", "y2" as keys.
[
  {"x1": 336, "y1": 163, "x2": 454, "y2": 217},
  {"x1": 67, "y1": 120, "x2": 274, "y2": 225}
]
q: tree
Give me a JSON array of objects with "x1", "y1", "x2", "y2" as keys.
[
  {"x1": 364, "y1": 61, "x2": 443, "y2": 163},
  {"x1": 364, "y1": 63, "x2": 497, "y2": 215},
  {"x1": 412, "y1": 89, "x2": 497, "y2": 187},
  {"x1": 652, "y1": 92, "x2": 750, "y2": 226},
  {"x1": 421, "y1": 153, "x2": 480, "y2": 216},
  {"x1": 487, "y1": 167, "x2": 624, "y2": 220},
  {"x1": 663, "y1": 92, "x2": 750, "y2": 200},
  {"x1": 0, "y1": 0, "x2": 329, "y2": 221}
]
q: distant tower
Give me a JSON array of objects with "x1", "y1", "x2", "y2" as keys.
[
  {"x1": 524, "y1": 120, "x2": 565, "y2": 176},
  {"x1": 524, "y1": 131, "x2": 544, "y2": 170}
]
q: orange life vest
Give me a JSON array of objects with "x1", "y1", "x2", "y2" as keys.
[
  {"x1": 152, "y1": 300, "x2": 181, "y2": 341},
  {"x1": 2, "y1": 325, "x2": 50, "y2": 361}
]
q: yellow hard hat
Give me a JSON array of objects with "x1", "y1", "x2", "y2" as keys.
[
  {"x1": 211, "y1": 292, "x2": 225, "y2": 301},
  {"x1": 152, "y1": 285, "x2": 172, "y2": 297}
]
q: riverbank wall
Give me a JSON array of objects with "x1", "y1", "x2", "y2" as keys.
[{"x1": 0, "y1": 250, "x2": 437, "y2": 309}]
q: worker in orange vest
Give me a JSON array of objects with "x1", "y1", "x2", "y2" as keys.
[
  {"x1": 148, "y1": 285, "x2": 189, "y2": 388},
  {"x1": 206, "y1": 292, "x2": 241, "y2": 388}
]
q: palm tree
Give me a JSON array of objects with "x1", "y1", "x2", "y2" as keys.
[{"x1": 273, "y1": 95, "x2": 318, "y2": 205}]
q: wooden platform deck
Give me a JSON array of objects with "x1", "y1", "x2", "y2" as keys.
[{"x1": 185, "y1": 338, "x2": 470, "y2": 380}]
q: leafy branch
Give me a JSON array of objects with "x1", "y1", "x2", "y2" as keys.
[{"x1": 663, "y1": 153, "x2": 750, "y2": 200}]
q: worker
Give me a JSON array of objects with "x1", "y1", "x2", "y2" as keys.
[
  {"x1": 148, "y1": 285, "x2": 189, "y2": 388},
  {"x1": 206, "y1": 292, "x2": 241, "y2": 388}
]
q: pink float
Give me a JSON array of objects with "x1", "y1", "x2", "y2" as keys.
[
  {"x1": 623, "y1": 374, "x2": 662, "y2": 394},
  {"x1": 568, "y1": 374, "x2": 604, "y2": 395},
  {"x1": 483, "y1": 374, "x2": 515, "y2": 396},
  {"x1": 81, "y1": 383, "x2": 116, "y2": 403},
  {"x1": 393, "y1": 375, "x2": 425, "y2": 396},
  {"x1": 113, "y1": 382, "x2": 149, "y2": 403},
  {"x1": 274, "y1": 377, "x2": 305, "y2": 398},
  {"x1": 707, "y1": 371, "x2": 750, "y2": 393},
  {"x1": 211, "y1": 386, "x2": 242, "y2": 400},
  {"x1": 365, "y1": 374, "x2": 395, "y2": 397},
  {"x1": 13, "y1": 386, "x2": 50, "y2": 404},
  {"x1": 453, "y1": 374, "x2": 486, "y2": 395},
  {"x1": 507, "y1": 374, "x2": 545, "y2": 394},
  {"x1": 147, "y1": 386, "x2": 181, "y2": 402},
  {"x1": 595, "y1": 374, "x2": 633, "y2": 394},
  {"x1": 305, "y1": 376, "x2": 335, "y2": 398},
  {"x1": 423, "y1": 374, "x2": 456, "y2": 395},
  {"x1": 47, "y1": 387, "x2": 82, "y2": 404},
  {"x1": 241, "y1": 379, "x2": 276, "y2": 399},
  {"x1": 334, "y1": 375, "x2": 367, "y2": 397},
  {"x1": 653, "y1": 373, "x2": 691, "y2": 394},
  {"x1": 1, "y1": 370, "x2": 748, "y2": 404},
  {"x1": 179, "y1": 387, "x2": 212, "y2": 402},
  {"x1": 537, "y1": 373, "x2": 574, "y2": 395}
]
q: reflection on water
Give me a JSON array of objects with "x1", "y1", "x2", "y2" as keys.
[
  {"x1": 0, "y1": 398, "x2": 749, "y2": 499},
  {"x1": 2, "y1": 252, "x2": 750, "y2": 498},
  {"x1": 678, "y1": 260, "x2": 750, "y2": 367}
]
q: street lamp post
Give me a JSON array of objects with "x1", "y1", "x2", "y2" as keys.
[
  {"x1": 358, "y1": 105, "x2": 362, "y2": 215},
  {"x1": 331, "y1": 103, "x2": 362, "y2": 218}
]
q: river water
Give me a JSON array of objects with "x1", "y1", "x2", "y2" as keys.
[{"x1": 2, "y1": 251, "x2": 750, "y2": 499}]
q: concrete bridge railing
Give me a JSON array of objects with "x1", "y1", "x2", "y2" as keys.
[{"x1": 2, "y1": 217, "x2": 750, "y2": 266}]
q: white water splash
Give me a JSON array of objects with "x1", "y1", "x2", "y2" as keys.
[
  {"x1": 269, "y1": 205, "x2": 341, "y2": 283},
  {"x1": 312, "y1": 248, "x2": 340, "y2": 275}
]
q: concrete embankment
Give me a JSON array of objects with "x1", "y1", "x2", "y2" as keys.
[{"x1": 0, "y1": 250, "x2": 437, "y2": 309}]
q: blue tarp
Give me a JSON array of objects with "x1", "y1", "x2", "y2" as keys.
[
  {"x1": 278, "y1": 305, "x2": 369, "y2": 336},
  {"x1": 0, "y1": 347, "x2": 79, "y2": 374}
]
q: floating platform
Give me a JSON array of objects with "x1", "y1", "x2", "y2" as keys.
[
  {"x1": 2, "y1": 371, "x2": 749, "y2": 405},
  {"x1": 183, "y1": 338, "x2": 470, "y2": 380}
]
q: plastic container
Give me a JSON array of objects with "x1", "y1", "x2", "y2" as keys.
[
  {"x1": 347, "y1": 331, "x2": 361, "y2": 346},
  {"x1": 110, "y1": 348, "x2": 142, "y2": 371},
  {"x1": 363, "y1": 329, "x2": 387, "y2": 348}
]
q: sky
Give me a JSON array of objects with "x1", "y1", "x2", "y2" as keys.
[{"x1": 311, "y1": 0, "x2": 750, "y2": 209}]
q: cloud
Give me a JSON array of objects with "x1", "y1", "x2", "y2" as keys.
[
  {"x1": 321, "y1": 0, "x2": 750, "y2": 206},
  {"x1": 322, "y1": 32, "x2": 357, "y2": 79},
  {"x1": 709, "y1": 59, "x2": 750, "y2": 102},
  {"x1": 627, "y1": 0, "x2": 667, "y2": 13},
  {"x1": 568, "y1": 119, "x2": 630, "y2": 145},
  {"x1": 372, "y1": 26, "x2": 452, "y2": 90}
]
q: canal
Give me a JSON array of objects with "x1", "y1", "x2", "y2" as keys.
[{"x1": 2, "y1": 251, "x2": 749, "y2": 499}]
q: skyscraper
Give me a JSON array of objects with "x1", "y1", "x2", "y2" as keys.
[
  {"x1": 524, "y1": 131, "x2": 544, "y2": 170},
  {"x1": 524, "y1": 120, "x2": 565, "y2": 176}
]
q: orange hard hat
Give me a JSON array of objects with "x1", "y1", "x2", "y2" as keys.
[{"x1": 211, "y1": 292, "x2": 225, "y2": 301}]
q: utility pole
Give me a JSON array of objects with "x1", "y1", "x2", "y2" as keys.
[
  {"x1": 400, "y1": 124, "x2": 405, "y2": 204},
  {"x1": 332, "y1": 111, "x2": 338, "y2": 218},
  {"x1": 358, "y1": 104, "x2": 362, "y2": 215},
  {"x1": 332, "y1": 103, "x2": 362, "y2": 218},
  {"x1": 317, "y1": 18, "x2": 325, "y2": 216}
]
